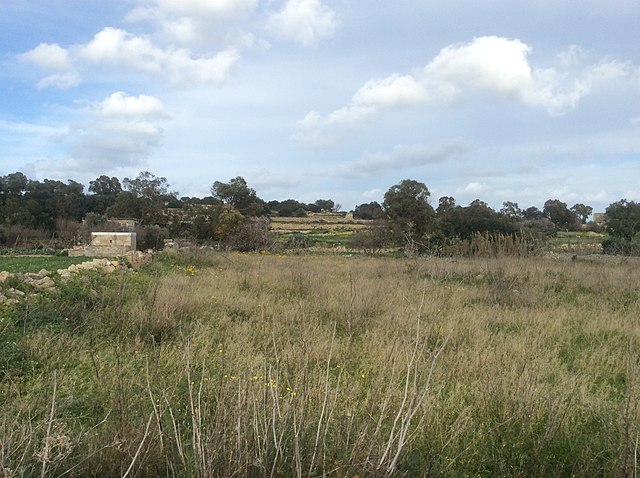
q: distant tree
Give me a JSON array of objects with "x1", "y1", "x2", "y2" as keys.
[
  {"x1": 121, "y1": 171, "x2": 177, "y2": 225},
  {"x1": 436, "y1": 200, "x2": 516, "y2": 240},
  {"x1": 314, "y1": 199, "x2": 335, "y2": 212},
  {"x1": 88, "y1": 175, "x2": 122, "y2": 215},
  {"x1": 500, "y1": 201, "x2": 522, "y2": 220},
  {"x1": 436, "y1": 196, "x2": 456, "y2": 215},
  {"x1": 269, "y1": 199, "x2": 308, "y2": 217},
  {"x1": 604, "y1": 200, "x2": 640, "y2": 240},
  {"x1": 3, "y1": 172, "x2": 28, "y2": 197},
  {"x1": 124, "y1": 171, "x2": 174, "y2": 199},
  {"x1": 522, "y1": 206, "x2": 544, "y2": 220},
  {"x1": 571, "y1": 203, "x2": 593, "y2": 224},
  {"x1": 543, "y1": 199, "x2": 579, "y2": 231},
  {"x1": 383, "y1": 179, "x2": 435, "y2": 243},
  {"x1": 106, "y1": 191, "x2": 142, "y2": 220},
  {"x1": 353, "y1": 201, "x2": 383, "y2": 220},
  {"x1": 89, "y1": 175, "x2": 122, "y2": 197},
  {"x1": 211, "y1": 176, "x2": 265, "y2": 216}
]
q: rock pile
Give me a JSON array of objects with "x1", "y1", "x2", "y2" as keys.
[{"x1": 0, "y1": 257, "x2": 131, "y2": 305}]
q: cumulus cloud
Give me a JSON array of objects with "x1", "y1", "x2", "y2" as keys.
[
  {"x1": 68, "y1": 92, "x2": 168, "y2": 171},
  {"x1": 20, "y1": 43, "x2": 73, "y2": 70},
  {"x1": 78, "y1": 27, "x2": 162, "y2": 72},
  {"x1": 23, "y1": 27, "x2": 238, "y2": 88},
  {"x1": 125, "y1": 0, "x2": 260, "y2": 48},
  {"x1": 20, "y1": 43, "x2": 80, "y2": 89},
  {"x1": 98, "y1": 91, "x2": 166, "y2": 117},
  {"x1": 293, "y1": 74, "x2": 427, "y2": 145},
  {"x1": 154, "y1": 0, "x2": 257, "y2": 17},
  {"x1": 334, "y1": 139, "x2": 470, "y2": 177},
  {"x1": 267, "y1": 0, "x2": 336, "y2": 47},
  {"x1": 296, "y1": 36, "x2": 634, "y2": 144}
]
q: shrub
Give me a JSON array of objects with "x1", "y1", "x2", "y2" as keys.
[
  {"x1": 602, "y1": 234, "x2": 640, "y2": 256},
  {"x1": 226, "y1": 217, "x2": 274, "y2": 252}
]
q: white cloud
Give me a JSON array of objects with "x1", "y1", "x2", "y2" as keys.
[
  {"x1": 68, "y1": 92, "x2": 168, "y2": 171},
  {"x1": 37, "y1": 72, "x2": 80, "y2": 89},
  {"x1": 78, "y1": 27, "x2": 163, "y2": 72},
  {"x1": 24, "y1": 27, "x2": 238, "y2": 88},
  {"x1": 155, "y1": 0, "x2": 257, "y2": 17},
  {"x1": 98, "y1": 91, "x2": 166, "y2": 117},
  {"x1": 424, "y1": 36, "x2": 534, "y2": 103},
  {"x1": 457, "y1": 182, "x2": 489, "y2": 195},
  {"x1": 296, "y1": 36, "x2": 636, "y2": 143},
  {"x1": 20, "y1": 43, "x2": 73, "y2": 70},
  {"x1": 294, "y1": 74, "x2": 427, "y2": 143},
  {"x1": 20, "y1": 43, "x2": 80, "y2": 89},
  {"x1": 353, "y1": 74, "x2": 428, "y2": 108},
  {"x1": 267, "y1": 0, "x2": 336, "y2": 47},
  {"x1": 335, "y1": 139, "x2": 470, "y2": 177},
  {"x1": 126, "y1": 0, "x2": 259, "y2": 47}
]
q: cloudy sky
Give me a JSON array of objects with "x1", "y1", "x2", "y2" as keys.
[{"x1": 1, "y1": 1, "x2": 639, "y2": 212}]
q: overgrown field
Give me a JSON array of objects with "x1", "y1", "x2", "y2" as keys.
[{"x1": 1, "y1": 250, "x2": 639, "y2": 477}]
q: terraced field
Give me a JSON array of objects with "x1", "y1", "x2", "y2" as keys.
[{"x1": 270, "y1": 212, "x2": 371, "y2": 246}]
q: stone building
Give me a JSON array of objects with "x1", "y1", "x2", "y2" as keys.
[{"x1": 69, "y1": 232, "x2": 137, "y2": 257}]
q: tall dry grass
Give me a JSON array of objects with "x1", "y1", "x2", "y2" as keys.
[{"x1": 1, "y1": 251, "x2": 639, "y2": 476}]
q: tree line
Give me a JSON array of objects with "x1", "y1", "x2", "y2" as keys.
[{"x1": 1, "y1": 171, "x2": 639, "y2": 255}]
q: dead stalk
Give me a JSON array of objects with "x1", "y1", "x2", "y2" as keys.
[
  {"x1": 40, "y1": 370, "x2": 58, "y2": 478},
  {"x1": 121, "y1": 413, "x2": 153, "y2": 478}
]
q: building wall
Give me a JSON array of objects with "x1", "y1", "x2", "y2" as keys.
[{"x1": 69, "y1": 232, "x2": 137, "y2": 257}]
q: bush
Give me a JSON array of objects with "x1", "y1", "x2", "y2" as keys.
[
  {"x1": 602, "y1": 234, "x2": 640, "y2": 256},
  {"x1": 283, "y1": 233, "x2": 311, "y2": 248},
  {"x1": 135, "y1": 224, "x2": 169, "y2": 251},
  {"x1": 226, "y1": 217, "x2": 274, "y2": 252}
]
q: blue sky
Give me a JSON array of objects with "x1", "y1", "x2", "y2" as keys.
[{"x1": 1, "y1": 0, "x2": 639, "y2": 212}]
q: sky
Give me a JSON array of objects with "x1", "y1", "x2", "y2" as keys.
[{"x1": 1, "y1": 1, "x2": 639, "y2": 213}]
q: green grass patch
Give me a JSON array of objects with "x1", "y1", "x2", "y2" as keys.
[{"x1": 0, "y1": 255, "x2": 87, "y2": 273}]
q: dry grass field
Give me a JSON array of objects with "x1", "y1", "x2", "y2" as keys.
[{"x1": 1, "y1": 250, "x2": 639, "y2": 477}]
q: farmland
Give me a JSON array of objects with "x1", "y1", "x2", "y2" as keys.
[
  {"x1": 270, "y1": 212, "x2": 370, "y2": 247},
  {"x1": 1, "y1": 249, "x2": 639, "y2": 477}
]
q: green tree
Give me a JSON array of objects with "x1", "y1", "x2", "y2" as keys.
[
  {"x1": 500, "y1": 201, "x2": 522, "y2": 220},
  {"x1": 88, "y1": 175, "x2": 122, "y2": 214},
  {"x1": 436, "y1": 200, "x2": 516, "y2": 240},
  {"x1": 436, "y1": 196, "x2": 456, "y2": 215},
  {"x1": 383, "y1": 179, "x2": 435, "y2": 242},
  {"x1": 211, "y1": 176, "x2": 265, "y2": 216},
  {"x1": 353, "y1": 202, "x2": 383, "y2": 220},
  {"x1": 604, "y1": 200, "x2": 640, "y2": 240},
  {"x1": 543, "y1": 199, "x2": 579, "y2": 231},
  {"x1": 121, "y1": 171, "x2": 177, "y2": 225},
  {"x1": 314, "y1": 199, "x2": 335, "y2": 212},
  {"x1": 268, "y1": 199, "x2": 307, "y2": 217},
  {"x1": 570, "y1": 203, "x2": 593, "y2": 224}
]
